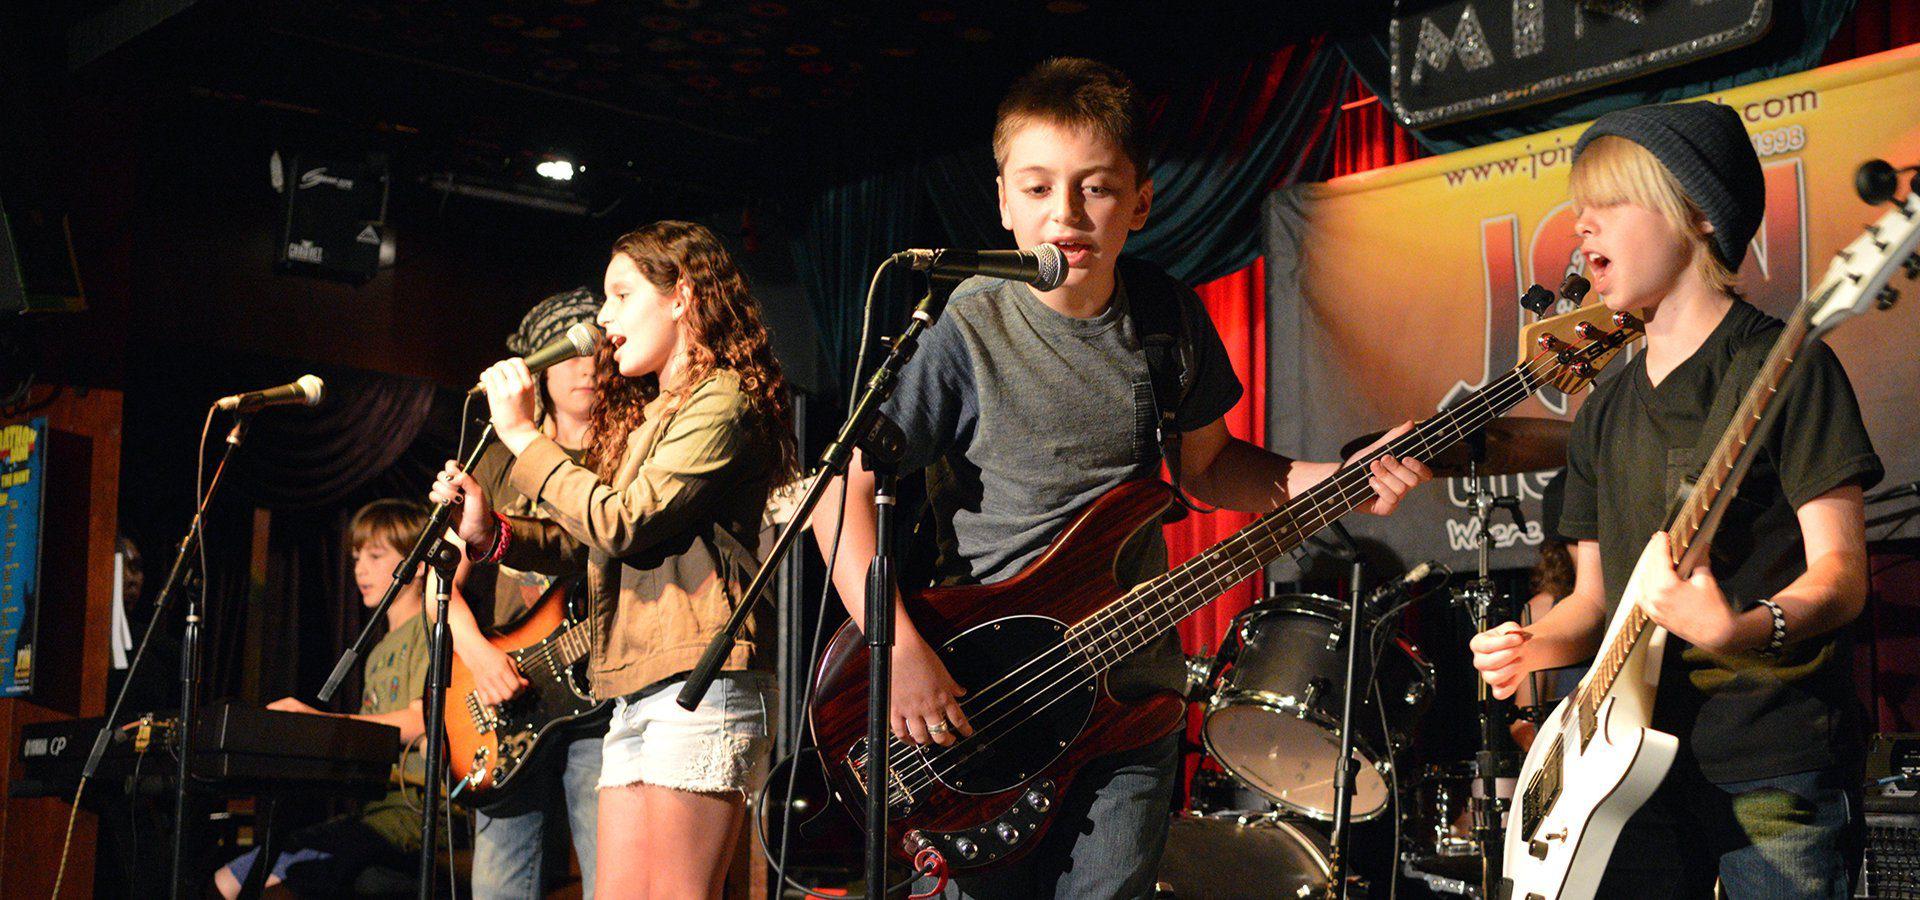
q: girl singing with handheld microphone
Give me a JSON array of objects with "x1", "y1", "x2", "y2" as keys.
[{"x1": 432, "y1": 220, "x2": 796, "y2": 899}]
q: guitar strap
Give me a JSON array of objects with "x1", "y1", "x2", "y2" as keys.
[
  {"x1": 1669, "y1": 329, "x2": 1774, "y2": 527},
  {"x1": 1124, "y1": 267, "x2": 1218, "y2": 517}
]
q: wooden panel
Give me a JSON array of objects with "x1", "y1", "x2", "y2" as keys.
[{"x1": 0, "y1": 385, "x2": 122, "y2": 899}]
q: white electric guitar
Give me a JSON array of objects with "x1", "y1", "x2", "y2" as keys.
[{"x1": 1501, "y1": 176, "x2": 1920, "y2": 900}]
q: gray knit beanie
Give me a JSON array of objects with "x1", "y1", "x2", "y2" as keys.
[{"x1": 1572, "y1": 102, "x2": 1764, "y2": 271}]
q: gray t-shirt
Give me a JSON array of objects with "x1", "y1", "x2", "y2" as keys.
[{"x1": 880, "y1": 258, "x2": 1243, "y2": 697}]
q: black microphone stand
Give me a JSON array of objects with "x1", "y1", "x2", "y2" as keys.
[
  {"x1": 416, "y1": 541, "x2": 462, "y2": 896},
  {"x1": 139, "y1": 411, "x2": 248, "y2": 900},
  {"x1": 679, "y1": 269, "x2": 961, "y2": 899},
  {"x1": 317, "y1": 421, "x2": 499, "y2": 900},
  {"x1": 1323, "y1": 523, "x2": 1365, "y2": 900}
]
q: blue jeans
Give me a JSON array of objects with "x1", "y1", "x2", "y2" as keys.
[
  {"x1": 1597, "y1": 764, "x2": 1858, "y2": 899},
  {"x1": 916, "y1": 733, "x2": 1180, "y2": 900},
  {"x1": 471, "y1": 732, "x2": 603, "y2": 900}
]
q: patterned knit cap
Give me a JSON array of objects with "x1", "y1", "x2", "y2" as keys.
[{"x1": 508, "y1": 287, "x2": 601, "y2": 355}]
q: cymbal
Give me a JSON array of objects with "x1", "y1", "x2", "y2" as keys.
[{"x1": 1339, "y1": 417, "x2": 1571, "y2": 478}]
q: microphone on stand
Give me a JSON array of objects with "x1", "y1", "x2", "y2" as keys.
[
  {"x1": 215, "y1": 375, "x2": 325, "y2": 412},
  {"x1": 468, "y1": 322, "x2": 605, "y2": 397},
  {"x1": 892, "y1": 243, "x2": 1069, "y2": 291},
  {"x1": 1365, "y1": 560, "x2": 1447, "y2": 609}
]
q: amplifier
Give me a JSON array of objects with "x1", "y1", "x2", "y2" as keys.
[{"x1": 1860, "y1": 734, "x2": 1920, "y2": 898}]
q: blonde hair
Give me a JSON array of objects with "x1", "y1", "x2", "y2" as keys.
[
  {"x1": 1569, "y1": 135, "x2": 1738, "y2": 292},
  {"x1": 348, "y1": 499, "x2": 429, "y2": 556}
]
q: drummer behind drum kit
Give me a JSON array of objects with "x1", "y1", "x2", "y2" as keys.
[{"x1": 1152, "y1": 413, "x2": 1575, "y2": 900}]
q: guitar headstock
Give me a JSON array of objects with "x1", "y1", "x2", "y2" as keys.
[
  {"x1": 1518, "y1": 302, "x2": 1644, "y2": 394},
  {"x1": 1805, "y1": 187, "x2": 1920, "y2": 340}
]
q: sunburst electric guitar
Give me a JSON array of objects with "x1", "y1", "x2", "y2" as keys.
[
  {"x1": 795, "y1": 303, "x2": 1640, "y2": 874},
  {"x1": 1502, "y1": 187, "x2": 1920, "y2": 900}
]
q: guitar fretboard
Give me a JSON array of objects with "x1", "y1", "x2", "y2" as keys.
[{"x1": 1065, "y1": 356, "x2": 1554, "y2": 670}]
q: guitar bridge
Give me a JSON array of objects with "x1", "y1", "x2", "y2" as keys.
[{"x1": 846, "y1": 738, "x2": 916, "y2": 813}]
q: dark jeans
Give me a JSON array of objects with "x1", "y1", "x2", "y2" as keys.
[
  {"x1": 916, "y1": 733, "x2": 1181, "y2": 900},
  {"x1": 1597, "y1": 763, "x2": 1859, "y2": 899},
  {"x1": 223, "y1": 816, "x2": 410, "y2": 895}
]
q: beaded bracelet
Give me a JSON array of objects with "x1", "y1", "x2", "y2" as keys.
[{"x1": 1757, "y1": 598, "x2": 1787, "y2": 656}]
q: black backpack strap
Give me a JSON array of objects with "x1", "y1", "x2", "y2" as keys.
[{"x1": 1124, "y1": 264, "x2": 1218, "y2": 516}]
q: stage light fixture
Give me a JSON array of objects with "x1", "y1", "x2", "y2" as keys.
[{"x1": 536, "y1": 159, "x2": 576, "y2": 181}]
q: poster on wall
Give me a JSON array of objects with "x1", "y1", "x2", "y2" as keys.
[
  {"x1": 0, "y1": 416, "x2": 45, "y2": 696},
  {"x1": 1265, "y1": 44, "x2": 1920, "y2": 575}
]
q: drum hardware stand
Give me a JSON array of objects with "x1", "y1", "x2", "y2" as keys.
[
  {"x1": 679, "y1": 268, "x2": 962, "y2": 899},
  {"x1": 1324, "y1": 523, "x2": 1367, "y2": 900},
  {"x1": 1456, "y1": 440, "x2": 1527, "y2": 900}
]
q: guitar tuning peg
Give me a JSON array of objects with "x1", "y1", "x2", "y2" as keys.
[
  {"x1": 1575, "y1": 321, "x2": 1598, "y2": 340},
  {"x1": 1559, "y1": 273, "x2": 1591, "y2": 305},
  {"x1": 1611, "y1": 311, "x2": 1643, "y2": 332},
  {"x1": 1519, "y1": 284, "x2": 1555, "y2": 315},
  {"x1": 1878, "y1": 286, "x2": 1901, "y2": 310},
  {"x1": 1537, "y1": 333, "x2": 1566, "y2": 352},
  {"x1": 1903, "y1": 254, "x2": 1920, "y2": 279}
]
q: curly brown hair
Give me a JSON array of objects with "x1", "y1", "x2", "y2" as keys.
[
  {"x1": 586, "y1": 221, "x2": 799, "y2": 485},
  {"x1": 1529, "y1": 539, "x2": 1575, "y2": 600}
]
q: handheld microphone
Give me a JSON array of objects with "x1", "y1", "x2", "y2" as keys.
[
  {"x1": 468, "y1": 322, "x2": 605, "y2": 397},
  {"x1": 1365, "y1": 560, "x2": 1445, "y2": 607},
  {"x1": 893, "y1": 243, "x2": 1068, "y2": 291},
  {"x1": 216, "y1": 374, "x2": 325, "y2": 412}
]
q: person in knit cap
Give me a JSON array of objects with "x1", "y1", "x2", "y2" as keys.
[
  {"x1": 445, "y1": 287, "x2": 607, "y2": 899},
  {"x1": 1471, "y1": 101, "x2": 1881, "y2": 896}
]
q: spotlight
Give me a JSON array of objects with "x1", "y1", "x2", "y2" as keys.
[{"x1": 536, "y1": 159, "x2": 576, "y2": 181}]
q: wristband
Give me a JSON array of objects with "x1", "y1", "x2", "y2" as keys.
[
  {"x1": 1757, "y1": 598, "x2": 1787, "y2": 656},
  {"x1": 469, "y1": 512, "x2": 512, "y2": 565}
]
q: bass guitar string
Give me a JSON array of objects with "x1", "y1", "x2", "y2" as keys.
[{"x1": 880, "y1": 337, "x2": 1602, "y2": 798}]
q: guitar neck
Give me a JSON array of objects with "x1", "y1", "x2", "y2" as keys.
[
  {"x1": 1571, "y1": 302, "x2": 1817, "y2": 739},
  {"x1": 541, "y1": 618, "x2": 594, "y2": 670},
  {"x1": 1068, "y1": 357, "x2": 1551, "y2": 670}
]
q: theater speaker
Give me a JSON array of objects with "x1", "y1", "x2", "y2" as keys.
[{"x1": 272, "y1": 151, "x2": 389, "y2": 284}]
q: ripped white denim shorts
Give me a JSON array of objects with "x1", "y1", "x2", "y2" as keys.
[{"x1": 597, "y1": 670, "x2": 776, "y2": 795}]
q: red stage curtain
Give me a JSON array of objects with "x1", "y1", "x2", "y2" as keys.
[{"x1": 1169, "y1": 258, "x2": 1270, "y2": 664}]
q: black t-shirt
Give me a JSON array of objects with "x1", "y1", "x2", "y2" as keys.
[{"x1": 1559, "y1": 300, "x2": 1883, "y2": 782}]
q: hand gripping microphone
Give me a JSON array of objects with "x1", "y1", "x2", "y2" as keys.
[
  {"x1": 215, "y1": 374, "x2": 325, "y2": 412},
  {"x1": 893, "y1": 243, "x2": 1068, "y2": 291},
  {"x1": 468, "y1": 322, "x2": 605, "y2": 397}
]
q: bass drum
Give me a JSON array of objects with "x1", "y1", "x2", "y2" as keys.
[{"x1": 1153, "y1": 813, "x2": 1344, "y2": 900}]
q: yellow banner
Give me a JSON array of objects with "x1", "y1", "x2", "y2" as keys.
[{"x1": 1267, "y1": 44, "x2": 1920, "y2": 568}]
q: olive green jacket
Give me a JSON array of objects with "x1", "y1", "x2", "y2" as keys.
[{"x1": 499, "y1": 370, "x2": 774, "y2": 699}]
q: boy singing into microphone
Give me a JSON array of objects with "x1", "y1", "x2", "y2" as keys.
[{"x1": 813, "y1": 58, "x2": 1430, "y2": 897}]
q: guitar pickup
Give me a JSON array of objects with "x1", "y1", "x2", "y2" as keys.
[{"x1": 466, "y1": 693, "x2": 500, "y2": 734}]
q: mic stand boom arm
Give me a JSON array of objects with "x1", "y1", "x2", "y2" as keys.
[
  {"x1": 318, "y1": 422, "x2": 497, "y2": 703},
  {"x1": 679, "y1": 271, "x2": 959, "y2": 900}
]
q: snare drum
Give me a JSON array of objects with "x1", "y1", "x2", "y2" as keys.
[{"x1": 1201, "y1": 594, "x2": 1433, "y2": 821}]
